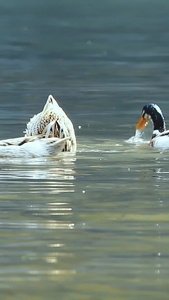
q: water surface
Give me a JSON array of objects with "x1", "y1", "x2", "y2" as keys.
[{"x1": 1, "y1": 0, "x2": 169, "y2": 299}]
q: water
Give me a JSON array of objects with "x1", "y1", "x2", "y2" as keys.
[{"x1": 1, "y1": 0, "x2": 169, "y2": 299}]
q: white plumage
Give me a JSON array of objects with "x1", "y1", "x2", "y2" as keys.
[{"x1": 0, "y1": 95, "x2": 76, "y2": 157}]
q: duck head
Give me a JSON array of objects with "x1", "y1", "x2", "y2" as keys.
[{"x1": 136, "y1": 104, "x2": 166, "y2": 136}]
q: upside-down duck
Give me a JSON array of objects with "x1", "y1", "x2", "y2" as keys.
[{"x1": 0, "y1": 95, "x2": 76, "y2": 157}]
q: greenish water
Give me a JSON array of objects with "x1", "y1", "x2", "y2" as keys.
[
  {"x1": 1, "y1": 0, "x2": 169, "y2": 299},
  {"x1": 1, "y1": 145, "x2": 169, "y2": 300}
]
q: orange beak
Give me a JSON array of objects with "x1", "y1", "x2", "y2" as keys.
[{"x1": 136, "y1": 116, "x2": 150, "y2": 130}]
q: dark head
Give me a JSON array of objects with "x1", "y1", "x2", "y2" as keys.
[{"x1": 136, "y1": 103, "x2": 166, "y2": 133}]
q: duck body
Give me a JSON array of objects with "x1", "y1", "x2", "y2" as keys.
[
  {"x1": 0, "y1": 137, "x2": 69, "y2": 157},
  {"x1": 136, "y1": 103, "x2": 169, "y2": 149},
  {"x1": 24, "y1": 95, "x2": 76, "y2": 152},
  {"x1": 150, "y1": 130, "x2": 169, "y2": 149},
  {"x1": 0, "y1": 95, "x2": 76, "y2": 157}
]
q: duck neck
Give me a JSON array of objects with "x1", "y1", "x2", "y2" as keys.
[{"x1": 151, "y1": 113, "x2": 166, "y2": 133}]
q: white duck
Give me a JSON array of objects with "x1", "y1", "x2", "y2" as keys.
[{"x1": 0, "y1": 95, "x2": 76, "y2": 157}]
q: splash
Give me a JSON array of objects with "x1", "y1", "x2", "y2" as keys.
[{"x1": 126, "y1": 130, "x2": 149, "y2": 146}]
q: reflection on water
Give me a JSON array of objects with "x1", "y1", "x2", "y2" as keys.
[
  {"x1": 0, "y1": 154, "x2": 77, "y2": 295},
  {"x1": 1, "y1": 138, "x2": 169, "y2": 299},
  {"x1": 1, "y1": 0, "x2": 169, "y2": 298},
  {"x1": 0, "y1": 155, "x2": 76, "y2": 194},
  {"x1": 0, "y1": 154, "x2": 76, "y2": 233}
]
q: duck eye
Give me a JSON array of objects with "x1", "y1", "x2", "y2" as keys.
[{"x1": 144, "y1": 113, "x2": 150, "y2": 120}]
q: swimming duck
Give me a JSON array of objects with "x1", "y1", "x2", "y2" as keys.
[
  {"x1": 136, "y1": 103, "x2": 169, "y2": 149},
  {"x1": 0, "y1": 95, "x2": 76, "y2": 157}
]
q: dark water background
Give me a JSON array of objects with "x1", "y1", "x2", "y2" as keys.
[{"x1": 1, "y1": 0, "x2": 169, "y2": 299}]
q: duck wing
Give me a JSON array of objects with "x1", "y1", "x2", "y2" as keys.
[
  {"x1": 0, "y1": 137, "x2": 70, "y2": 157},
  {"x1": 0, "y1": 136, "x2": 41, "y2": 146}
]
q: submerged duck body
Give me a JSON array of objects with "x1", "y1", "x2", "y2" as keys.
[
  {"x1": 0, "y1": 95, "x2": 76, "y2": 157},
  {"x1": 136, "y1": 103, "x2": 169, "y2": 149}
]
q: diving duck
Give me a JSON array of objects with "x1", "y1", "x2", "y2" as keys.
[
  {"x1": 0, "y1": 95, "x2": 76, "y2": 157},
  {"x1": 136, "y1": 103, "x2": 169, "y2": 149}
]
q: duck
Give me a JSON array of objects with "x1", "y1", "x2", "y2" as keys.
[
  {"x1": 0, "y1": 95, "x2": 77, "y2": 157},
  {"x1": 136, "y1": 103, "x2": 169, "y2": 149}
]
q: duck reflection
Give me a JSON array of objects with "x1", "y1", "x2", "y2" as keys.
[
  {"x1": 0, "y1": 154, "x2": 77, "y2": 279},
  {"x1": 0, "y1": 154, "x2": 76, "y2": 194}
]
